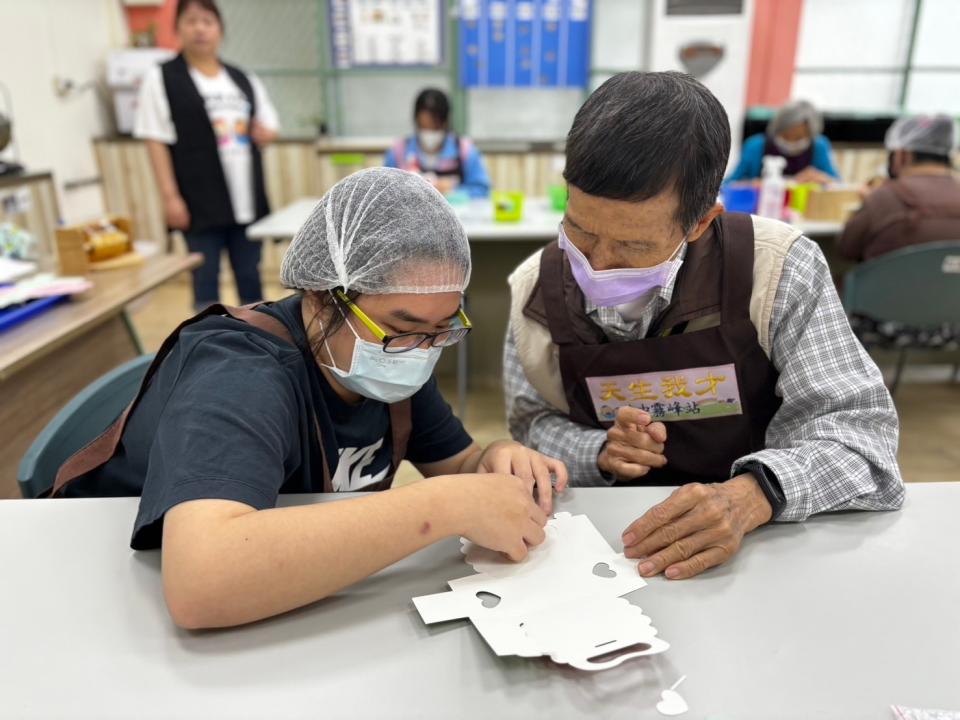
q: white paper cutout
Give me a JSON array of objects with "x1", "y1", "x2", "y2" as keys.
[
  {"x1": 657, "y1": 690, "x2": 688, "y2": 716},
  {"x1": 657, "y1": 676, "x2": 689, "y2": 716},
  {"x1": 413, "y1": 512, "x2": 669, "y2": 671}
]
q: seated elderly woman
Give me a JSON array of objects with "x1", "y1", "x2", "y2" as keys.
[
  {"x1": 726, "y1": 100, "x2": 841, "y2": 185},
  {"x1": 51, "y1": 167, "x2": 566, "y2": 629}
]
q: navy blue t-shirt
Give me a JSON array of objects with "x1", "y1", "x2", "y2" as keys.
[{"x1": 67, "y1": 295, "x2": 473, "y2": 550}]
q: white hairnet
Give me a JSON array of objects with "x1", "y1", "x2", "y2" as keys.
[
  {"x1": 885, "y1": 115, "x2": 958, "y2": 155},
  {"x1": 281, "y1": 167, "x2": 471, "y2": 295},
  {"x1": 767, "y1": 100, "x2": 823, "y2": 138}
]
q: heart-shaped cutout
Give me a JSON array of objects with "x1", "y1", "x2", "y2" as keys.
[
  {"x1": 475, "y1": 591, "x2": 501, "y2": 609},
  {"x1": 656, "y1": 689, "x2": 688, "y2": 716},
  {"x1": 592, "y1": 562, "x2": 616, "y2": 578}
]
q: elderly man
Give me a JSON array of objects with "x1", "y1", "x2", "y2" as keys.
[
  {"x1": 839, "y1": 115, "x2": 960, "y2": 261},
  {"x1": 505, "y1": 71, "x2": 904, "y2": 581}
]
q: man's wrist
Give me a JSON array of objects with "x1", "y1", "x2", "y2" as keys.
[
  {"x1": 734, "y1": 460, "x2": 785, "y2": 523},
  {"x1": 725, "y1": 473, "x2": 774, "y2": 530}
]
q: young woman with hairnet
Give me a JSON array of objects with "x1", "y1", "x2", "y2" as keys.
[
  {"x1": 725, "y1": 100, "x2": 840, "y2": 185},
  {"x1": 51, "y1": 167, "x2": 567, "y2": 629}
]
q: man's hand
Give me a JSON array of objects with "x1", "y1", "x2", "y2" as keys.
[
  {"x1": 597, "y1": 407, "x2": 668, "y2": 481},
  {"x1": 476, "y1": 440, "x2": 568, "y2": 514},
  {"x1": 621, "y1": 473, "x2": 773, "y2": 579}
]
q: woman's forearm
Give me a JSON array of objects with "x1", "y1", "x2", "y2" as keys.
[
  {"x1": 145, "y1": 139, "x2": 181, "y2": 200},
  {"x1": 161, "y1": 477, "x2": 467, "y2": 629}
]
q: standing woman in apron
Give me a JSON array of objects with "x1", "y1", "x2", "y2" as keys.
[
  {"x1": 135, "y1": 0, "x2": 279, "y2": 309},
  {"x1": 53, "y1": 168, "x2": 565, "y2": 630}
]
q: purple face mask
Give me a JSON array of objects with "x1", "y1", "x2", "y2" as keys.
[{"x1": 558, "y1": 224, "x2": 685, "y2": 308}]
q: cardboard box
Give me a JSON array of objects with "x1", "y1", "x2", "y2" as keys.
[
  {"x1": 55, "y1": 216, "x2": 134, "y2": 275},
  {"x1": 803, "y1": 189, "x2": 861, "y2": 222}
]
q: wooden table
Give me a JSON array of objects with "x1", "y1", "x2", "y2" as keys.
[{"x1": 0, "y1": 253, "x2": 201, "y2": 498}]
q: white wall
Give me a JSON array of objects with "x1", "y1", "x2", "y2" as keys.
[
  {"x1": 586, "y1": 0, "x2": 755, "y2": 157},
  {"x1": 647, "y1": 0, "x2": 755, "y2": 168},
  {"x1": 0, "y1": 0, "x2": 127, "y2": 223}
]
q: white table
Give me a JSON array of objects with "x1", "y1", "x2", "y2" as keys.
[
  {"x1": 247, "y1": 197, "x2": 565, "y2": 243},
  {"x1": 1, "y1": 485, "x2": 957, "y2": 719},
  {"x1": 248, "y1": 197, "x2": 842, "y2": 243},
  {"x1": 799, "y1": 219, "x2": 844, "y2": 236}
]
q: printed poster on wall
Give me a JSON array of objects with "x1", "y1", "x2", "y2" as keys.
[
  {"x1": 330, "y1": 0, "x2": 444, "y2": 69},
  {"x1": 459, "y1": 0, "x2": 592, "y2": 88}
]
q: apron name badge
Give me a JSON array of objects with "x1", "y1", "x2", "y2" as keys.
[{"x1": 586, "y1": 363, "x2": 743, "y2": 423}]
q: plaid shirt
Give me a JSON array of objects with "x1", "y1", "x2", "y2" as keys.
[{"x1": 503, "y1": 236, "x2": 905, "y2": 521}]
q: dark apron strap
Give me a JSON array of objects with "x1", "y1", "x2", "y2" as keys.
[
  {"x1": 389, "y1": 400, "x2": 412, "y2": 473},
  {"x1": 314, "y1": 415, "x2": 333, "y2": 493},
  {"x1": 539, "y1": 241, "x2": 579, "y2": 346},
  {"x1": 718, "y1": 213, "x2": 756, "y2": 321},
  {"x1": 50, "y1": 302, "x2": 327, "y2": 498}
]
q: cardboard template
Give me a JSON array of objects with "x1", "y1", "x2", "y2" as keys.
[{"x1": 413, "y1": 512, "x2": 670, "y2": 671}]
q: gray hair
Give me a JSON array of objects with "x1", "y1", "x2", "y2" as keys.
[{"x1": 767, "y1": 100, "x2": 823, "y2": 139}]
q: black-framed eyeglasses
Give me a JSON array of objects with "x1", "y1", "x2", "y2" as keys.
[{"x1": 335, "y1": 289, "x2": 473, "y2": 354}]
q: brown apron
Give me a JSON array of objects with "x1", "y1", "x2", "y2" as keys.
[
  {"x1": 48, "y1": 302, "x2": 411, "y2": 498},
  {"x1": 526, "y1": 213, "x2": 781, "y2": 485}
]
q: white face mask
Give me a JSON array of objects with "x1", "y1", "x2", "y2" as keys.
[
  {"x1": 320, "y1": 314, "x2": 441, "y2": 404},
  {"x1": 773, "y1": 136, "x2": 812, "y2": 156},
  {"x1": 417, "y1": 129, "x2": 446, "y2": 152}
]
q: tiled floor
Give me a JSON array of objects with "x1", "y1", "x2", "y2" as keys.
[{"x1": 129, "y1": 279, "x2": 960, "y2": 485}]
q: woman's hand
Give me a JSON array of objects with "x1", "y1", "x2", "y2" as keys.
[
  {"x1": 794, "y1": 166, "x2": 833, "y2": 186},
  {"x1": 447, "y1": 473, "x2": 549, "y2": 561},
  {"x1": 251, "y1": 119, "x2": 277, "y2": 146},
  {"x1": 476, "y1": 440, "x2": 568, "y2": 514},
  {"x1": 432, "y1": 177, "x2": 458, "y2": 196},
  {"x1": 164, "y1": 194, "x2": 191, "y2": 230}
]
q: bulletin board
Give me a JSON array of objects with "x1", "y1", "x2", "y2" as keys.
[
  {"x1": 459, "y1": 0, "x2": 592, "y2": 88},
  {"x1": 329, "y1": 0, "x2": 445, "y2": 68}
]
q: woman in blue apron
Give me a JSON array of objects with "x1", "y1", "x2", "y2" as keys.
[
  {"x1": 725, "y1": 100, "x2": 840, "y2": 185},
  {"x1": 385, "y1": 88, "x2": 491, "y2": 198},
  {"x1": 53, "y1": 168, "x2": 564, "y2": 629}
]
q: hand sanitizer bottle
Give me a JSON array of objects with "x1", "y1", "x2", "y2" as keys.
[{"x1": 757, "y1": 155, "x2": 787, "y2": 220}]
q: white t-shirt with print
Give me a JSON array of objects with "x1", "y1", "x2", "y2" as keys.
[{"x1": 134, "y1": 64, "x2": 279, "y2": 225}]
